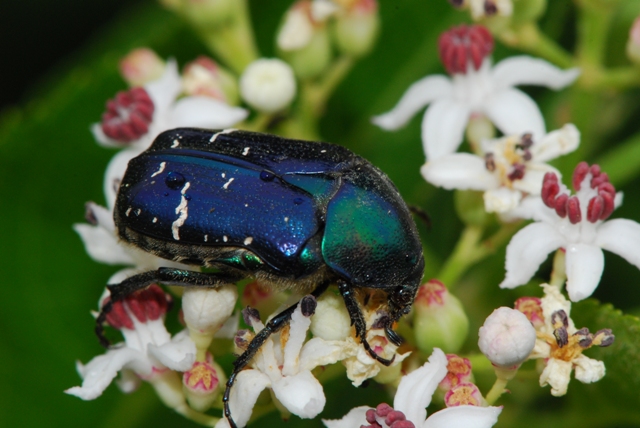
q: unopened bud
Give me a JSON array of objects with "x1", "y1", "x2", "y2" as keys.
[
  {"x1": 182, "y1": 285, "x2": 238, "y2": 356},
  {"x1": 240, "y1": 58, "x2": 297, "y2": 113},
  {"x1": 310, "y1": 292, "x2": 352, "y2": 340},
  {"x1": 478, "y1": 307, "x2": 536, "y2": 368},
  {"x1": 276, "y1": 1, "x2": 333, "y2": 79},
  {"x1": 413, "y1": 280, "x2": 469, "y2": 354},
  {"x1": 119, "y1": 48, "x2": 166, "y2": 87},
  {"x1": 182, "y1": 56, "x2": 239, "y2": 104},
  {"x1": 627, "y1": 17, "x2": 640, "y2": 64},
  {"x1": 333, "y1": 0, "x2": 380, "y2": 57}
]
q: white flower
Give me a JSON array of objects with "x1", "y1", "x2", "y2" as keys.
[
  {"x1": 66, "y1": 286, "x2": 196, "y2": 400},
  {"x1": 217, "y1": 297, "x2": 345, "y2": 428},
  {"x1": 240, "y1": 58, "x2": 297, "y2": 113},
  {"x1": 421, "y1": 124, "x2": 580, "y2": 213},
  {"x1": 92, "y1": 59, "x2": 248, "y2": 150},
  {"x1": 372, "y1": 24, "x2": 579, "y2": 161},
  {"x1": 478, "y1": 307, "x2": 536, "y2": 368},
  {"x1": 310, "y1": 292, "x2": 409, "y2": 386},
  {"x1": 528, "y1": 284, "x2": 613, "y2": 396},
  {"x1": 500, "y1": 162, "x2": 640, "y2": 301},
  {"x1": 323, "y1": 348, "x2": 502, "y2": 428}
]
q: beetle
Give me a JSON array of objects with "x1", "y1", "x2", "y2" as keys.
[{"x1": 95, "y1": 127, "x2": 424, "y2": 428}]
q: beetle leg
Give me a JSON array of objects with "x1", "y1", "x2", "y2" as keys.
[
  {"x1": 223, "y1": 280, "x2": 330, "y2": 428},
  {"x1": 337, "y1": 281, "x2": 395, "y2": 366},
  {"x1": 96, "y1": 268, "x2": 244, "y2": 348}
]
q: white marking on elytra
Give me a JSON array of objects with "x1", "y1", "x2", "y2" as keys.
[
  {"x1": 284, "y1": 217, "x2": 289, "y2": 222},
  {"x1": 242, "y1": 147, "x2": 250, "y2": 156},
  {"x1": 151, "y1": 162, "x2": 167, "y2": 178},
  {"x1": 171, "y1": 182, "x2": 191, "y2": 240},
  {"x1": 222, "y1": 177, "x2": 235, "y2": 189},
  {"x1": 244, "y1": 203, "x2": 248, "y2": 207},
  {"x1": 135, "y1": 209, "x2": 141, "y2": 216},
  {"x1": 125, "y1": 207, "x2": 132, "y2": 217},
  {"x1": 209, "y1": 128, "x2": 237, "y2": 143},
  {"x1": 171, "y1": 139, "x2": 180, "y2": 148},
  {"x1": 320, "y1": 150, "x2": 327, "y2": 153},
  {"x1": 152, "y1": 217, "x2": 158, "y2": 223},
  {"x1": 244, "y1": 237, "x2": 253, "y2": 245},
  {"x1": 221, "y1": 173, "x2": 226, "y2": 178},
  {"x1": 204, "y1": 234, "x2": 208, "y2": 242},
  {"x1": 223, "y1": 235, "x2": 228, "y2": 242}
]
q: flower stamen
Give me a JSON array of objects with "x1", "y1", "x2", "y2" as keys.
[
  {"x1": 438, "y1": 24, "x2": 493, "y2": 75},
  {"x1": 100, "y1": 87, "x2": 154, "y2": 143}
]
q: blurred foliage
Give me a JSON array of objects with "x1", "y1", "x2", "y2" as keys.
[{"x1": 2, "y1": 0, "x2": 640, "y2": 427}]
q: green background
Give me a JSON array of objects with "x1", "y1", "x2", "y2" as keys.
[{"x1": 2, "y1": 1, "x2": 640, "y2": 427}]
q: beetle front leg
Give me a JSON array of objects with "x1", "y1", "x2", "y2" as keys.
[
  {"x1": 337, "y1": 280, "x2": 395, "y2": 366},
  {"x1": 223, "y1": 280, "x2": 330, "y2": 428},
  {"x1": 96, "y1": 268, "x2": 244, "y2": 348}
]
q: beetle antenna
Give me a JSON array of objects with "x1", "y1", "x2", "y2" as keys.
[{"x1": 408, "y1": 204, "x2": 431, "y2": 230}]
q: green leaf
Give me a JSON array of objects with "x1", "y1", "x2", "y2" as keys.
[{"x1": 572, "y1": 299, "x2": 640, "y2": 411}]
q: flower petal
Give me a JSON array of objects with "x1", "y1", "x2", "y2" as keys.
[
  {"x1": 573, "y1": 355, "x2": 605, "y2": 384},
  {"x1": 282, "y1": 305, "x2": 312, "y2": 376},
  {"x1": 482, "y1": 88, "x2": 545, "y2": 141},
  {"x1": 565, "y1": 243, "x2": 604, "y2": 301},
  {"x1": 371, "y1": 75, "x2": 453, "y2": 131},
  {"x1": 394, "y1": 348, "x2": 448, "y2": 425},
  {"x1": 323, "y1": 406, "x2": 370, "y2": 428},
  {"x1": 103, "y1": 148, "x2": 143, "y2": 208},
  {"x1": 65, "y1": 347, "x2": 152, "y2": 400},
  {"x1": 491, "y1": 56, "x2": 580, "y2": 91},
  {"x1": 511, "y1": 163, "x2": 558, "y2": 195},
  {"x1": 222, "y1": 369, "x2": 271, "y2": 428},
  {"x1": 483, "y1": 188, "x2": 522, "y2": 213},
  {"x1": 420, "y1": 154, "x2": 498, "y2": 190},
  {"x1": 147, "y1": 329, "x2": 196, "y2": 371},
  {"x1": 529, "y1": 124, "x2": 580, "y2": 163},
  {"x1": 539, "y1": 358, "x2": 572, "y2": 396},
  {"x1": 299, "y1": 337, "x2": 348, "y2": 372},
  {"x1": 73, "y1": 223, "x2": 135, "y2": 265},
  {"x1": 423, "y1": 405, "x2": 502, "y2": 428},
  {"x1": 271, "y1": 370, "x2": 326, "y2": 418},
  {"x1": 500, "y1": 222, "x2": 564, "y2": 289},
  {"x1": 596, "y1": 218, "x2": 640, "y2": 270},
  {"x1": 422, "y1": 99, "x2": 471, "y2": 160},
  {"x1": 145, "y1": 59, "x2": 182, "y2": 116},
  {"x1": 169, "y1": 97, "x2": 248, "y2": 129}
]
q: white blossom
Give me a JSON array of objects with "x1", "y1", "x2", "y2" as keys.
[
  {"x1": 92, "y1": 59, "x2": 248, "y2": 151},
  {"x1": 372, "y1": 24, "x2": 579, "y2": 161},
  {"x1": 500, "y1": 162, "x2": 640, "y2": 301},
  {"x1": 527, "y1": 284, "x2": 613, "y2": 396},
  {"x1": 323, "y1": 348, "x2": 502, "y2": 428},
  {"x1": 421, "y1": 124, "x2": 580, "y2": 213}
]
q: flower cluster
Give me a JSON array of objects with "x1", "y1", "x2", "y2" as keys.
[{"x1": 67, "y1": 1, "x2": 635, "y2": 426}]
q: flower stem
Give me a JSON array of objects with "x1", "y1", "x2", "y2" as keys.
[
  {"x1": 293, "y1": 56, "x2": 355, "y2": 139},
  {"x1": 441, "y1": 221, "x2": 521, "y2": 290},
  {"x1": 549, "y1": 249, "x2": 566, "y2": 288},
  {"x1": 196, "y1": 0, "x2": 259, "y2": 74},
  {"x1": 484, "y1": 377, "x2": 509, "y2": 405},
  {"x1": 498, "y1": 22, "x2": 573, "y2": 68},
  {"x1": 438, "y1": 226, "x2": 484, "y2": 288}
]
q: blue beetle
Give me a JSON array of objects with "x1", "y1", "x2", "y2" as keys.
[{"x1": 96, "y1": 128, "x2": 424, "y2": 427}]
